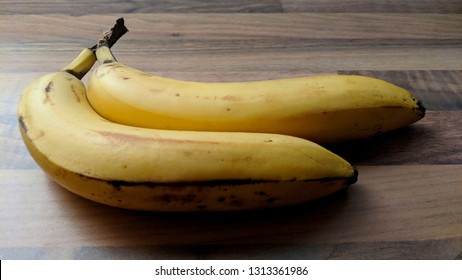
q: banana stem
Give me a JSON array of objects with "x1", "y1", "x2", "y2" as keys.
[
  {"x1": 95, "y1": 18, "x2": 127, "y2": 64},
  {"x1": 92, "y1": 17, "x2": 129, "y2": 52},
  {"x1": 95, "y1": 45, "x2": 118, "y2": 64},
  {"x1": 62, "y1": 18, "x2": 128, "y2": 79}
]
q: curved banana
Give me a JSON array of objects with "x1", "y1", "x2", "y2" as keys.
[
  {"x1": 18, "y1": 48, "x2": 357, "y2": 212},
  {"x1": 86, "y1": 46, "x2": 425, "y2": 144}
]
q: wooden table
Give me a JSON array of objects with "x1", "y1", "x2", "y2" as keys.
[{"x1": 1, "y1": 1, "x2": 461, "y2": 259}]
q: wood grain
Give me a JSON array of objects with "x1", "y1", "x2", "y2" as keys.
[
  {"x1": 2, "y1": 0, "x2": 461, "y2": 14},
  {"x1": 0, "y1": 0, "x2": 461, "y2": 259}
]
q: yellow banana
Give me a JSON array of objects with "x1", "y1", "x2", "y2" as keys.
[
  {"x1": 18, "y1": 48, "x2": 357, "y2": 212},
  {"x1": 86, "y1": 46, "x2": 425, "y2": 144}
]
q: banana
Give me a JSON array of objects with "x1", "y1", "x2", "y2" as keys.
[
  {"x1": 18, "y1": 48, "x2": 358, "y2": 212},
  {"x1": 86, "y1": 46, "x2": 425, "y2": 144}
]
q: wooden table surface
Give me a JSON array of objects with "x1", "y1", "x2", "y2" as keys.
[{"x1": 1, "y1": 1, "x2": 461, "y2": 260}]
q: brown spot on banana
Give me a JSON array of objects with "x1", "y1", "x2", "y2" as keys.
[
  {"x1": 19, "y1": 118, "x2": 45, "y2": 141},
  {"x1": 18, "y1": 115, "x2": 28, "y2": 134},
  {"x1": 97, "y1": 131, "x2": 221, "y2": 146},
  {"x1": 43, "y1": 81, "x2": 54, "y2": 105},
  {"x1": 70, "y1": 84, "x2": 81, "y2": 103},
  {"x1": 34, "y1": 130, "x2": 45, "y2": 141},
  {"x1": 45, "y1": 81, "x2": 53, "y2": 93},
  {"x1": 222, "y1": 95, "x2": 240, "y2": 101},
  {"x1": 96, "y1": 64, "x2": 123, "y2": 78},
  {"x1": 96, "y1": 131, "x2": 162, "y2": 145}
]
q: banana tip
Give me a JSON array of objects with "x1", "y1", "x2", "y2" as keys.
[
  {"x1": 349, "y1": 167, "x2": 359, "y2": 185},
  {"x1": 416, "y1": 99, "x2": 426, "y2": 118}
]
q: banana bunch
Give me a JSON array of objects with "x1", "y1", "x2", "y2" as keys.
[
  {"x1": 18, "y1": 35, "x2": 357, "y2": 212},
  {"x1": 18, "y1": 19, "x2": 424, "y2": 212},
  {"x1": 86, "y1": 47, "x2": 425, "y2": 144}
]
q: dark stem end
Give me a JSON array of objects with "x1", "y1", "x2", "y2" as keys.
[{"x1": 90, "y1": 18, "x2": 129, "y2": 52}]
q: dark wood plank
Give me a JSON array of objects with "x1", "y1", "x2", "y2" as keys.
[
  {"x1": 2, "y1": 238, "x2": 461, "y2": 259},
  {"x1": 282, "y1": 0, "x2": 462, "y2": 13},
  {"x1": 0, "y1": 0, "x2": 283, "y2": 15}
]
